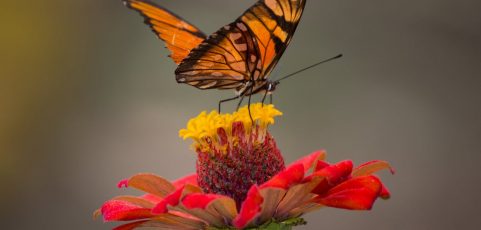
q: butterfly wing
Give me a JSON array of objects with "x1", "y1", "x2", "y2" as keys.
[
  {"x1": 175, "y1": 0, "x2": 306, "y2": 92},
  {"x1": 242, "y1": 0, "x2": 307, "y2": 77},
  {"x1": 176, "y1": 22, "x2": 260, "y2": 90},
  {"x1": 123, "y1": 0, "x2": 207, "y2": 64}
]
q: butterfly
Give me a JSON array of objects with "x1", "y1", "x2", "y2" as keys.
[{"x1": 123, "y1": 0, "x2": 307, "y2": 111}]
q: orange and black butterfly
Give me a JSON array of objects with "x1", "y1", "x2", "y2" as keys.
[{"x1": 123, "y1": 0, "x2": 308, "y2": 110}]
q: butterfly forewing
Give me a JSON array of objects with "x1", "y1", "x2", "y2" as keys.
[
  {"x1": 241, "y1": 0, "x2": 306, "y2": 77},
  {"x1": 124, "y1": 0, "x2": 207, "y2": 64},
  {"x1": 175, "y1": 0, "x2": 306, "y2": 93}
]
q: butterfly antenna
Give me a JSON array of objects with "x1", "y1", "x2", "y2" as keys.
[{"x1": 275, "y1": 54, "x2": 343, "y2": 83}]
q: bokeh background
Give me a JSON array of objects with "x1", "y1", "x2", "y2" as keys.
[{"x1": 1, "y1": 0, "x2": 480, "y2": 229}]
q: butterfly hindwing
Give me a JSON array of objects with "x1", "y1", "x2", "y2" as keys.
[
  {"x1": 175, "y1": 22, "x2": 261, "y2": 90},
  {"x1": 174, "y1": 0, "x2": 306, "y2": 92},
  {"x1": 123, "y1": 0, "x2": 207, "y2": 64}
]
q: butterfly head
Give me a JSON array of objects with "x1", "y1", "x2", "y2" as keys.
[{"x1": 266, "y1": 80, "x2": 280, "y2": 94}]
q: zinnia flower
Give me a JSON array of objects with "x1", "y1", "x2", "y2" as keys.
[{"x1": 95, "y1": 103, "x2": 393, "y2": 229}]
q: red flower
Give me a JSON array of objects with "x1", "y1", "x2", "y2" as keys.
[
  {"x1": 95, "y1": 104, "x2": 393, "y2": 229},
  {"x1": 95, "y1": 151, "x2": 393, "y2": 229}
]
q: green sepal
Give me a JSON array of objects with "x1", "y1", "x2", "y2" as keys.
[{"x1": 208, "y1": 218, "x2": 307, "y2": 230}]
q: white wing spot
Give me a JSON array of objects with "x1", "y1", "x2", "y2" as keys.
[
  {"x1": 184, "y1": 71, "x2": 200, "y2": 75},
  {"x1": 237, "y1": 23, "x2": 248, "y2": 31},
  {"x1": 199, "y1": 81, "x2": 218, "y2": 89},
  {"x1": 235, "y1": 43, "x2": 247, "y2": 51},
  {"x1": 230, "y1": 33, "x2": 243, "y2": 41}
]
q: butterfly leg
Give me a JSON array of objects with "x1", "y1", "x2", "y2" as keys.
[
  {"x1": 236, "y1": 81, "x2": 253, "y2": 110},
  {"x1": 219, "y1": 95, "x2": 240, "y2": 113},
  {"x1": 247, "y1": 84, "x2": 254, "y2": 124},
  {"x1": 270, "y1": 94, "x2": 273, "y2": 104},
  {"x1": 236, "y1": 95, "x2": 246, "y2": 110},
  {"x1": 261, "y1": 90, "x2": 268, "y2": 106}
]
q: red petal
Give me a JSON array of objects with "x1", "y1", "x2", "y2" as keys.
[
  {"x1": 352, "y1": 160, "x2": 395, "y2": 177},
  {"x1": 172, "y1": 173, "x2": 198, "y2": 189},
  {"x1": 101, "y1": 200, "x2": 154, "y2": 221},
  {"x1": 318, "y1": 175, "x2": 382, "y2": 210},
  {"x1": 260, "y1": 164, "x2": 304, "y2": 189},
  {"x1": 233, "y1": 186, "x2": 263, "y2": 229},
  {"x1": 380, "y1": 183, "x2": 391, "y2": 199},
  {"x1": 117, "y1": 179, "x2": 129, "y2": 188},
  {"x1": 151, "y1": 186, "x2": 185, "y2": 214},
  {"x1": 110, "y1": 196, "x2": 155, "y2": 208},
  {"x1": 288, "y1": 150, "x2": 326, "y2": 172},
  {"x1": 314, "y1": 160, "x2": 330, "y2": 171},
  {"x1": 305, "y1": 160, "x2": 353, "y2": 194},
  {"x1": 182, "y1": 193, "x2": 224, "y2": 209}
]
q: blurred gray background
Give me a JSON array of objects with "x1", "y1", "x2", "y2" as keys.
[{"x1": 1, "y1": 0, "x2": 480, "y2": 229}]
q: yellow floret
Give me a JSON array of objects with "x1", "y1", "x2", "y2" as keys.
[{"x1": 179, "y1": 103, "x2": 282, "y2": 143}]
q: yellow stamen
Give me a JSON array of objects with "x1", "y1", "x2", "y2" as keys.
[{"x1": 179, "y1": 103, "x2": 282, "y2": 151}]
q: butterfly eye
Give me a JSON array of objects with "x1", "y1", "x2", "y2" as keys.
[{"x1": 268, "y1": 83, "x2": 275, "y2": 91}]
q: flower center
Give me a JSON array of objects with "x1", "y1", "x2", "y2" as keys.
[{"x1": 179, "y1": 104, "x2": 285, "y2": 208}]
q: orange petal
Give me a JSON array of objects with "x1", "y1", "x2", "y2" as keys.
[
  {"x1": 207, "y1": 197, "x2": 238, "y2": 223},
  {"x1": 256, "y1": 188, "x2": 286, "y2": 224},
  {"x1": 141, "y1": 193, "x2": 163, "y2": 203},
  {"x1": 113, "y1": 220, "x2": 149, "y2": 230},
  {"x1": 113, "y1": 214, "x2": 206, "y2": 230},
  {"x1": 288, "y1": 202, "x2": 324, "y2": 217},
  {"x1": 93, "y1": 208, "x2": 102, "y2": 220},
  {"x1": 153, "y1": 213, "x2": 207, "y2": 229},
  {"x1": 182, "y1": 194, "x2": 238, "y2": 226},
  {"x1": 127, "y1": 173, "x2": 176, "y2": 198},
  {"x1": 110, "y1": 195, "x2": 155, "y2": 208},
  {"x1": 276, "y1": 178, "x2": 321, "y2": 218},
  {"x1": 352, "y1": 160, "x2": 395, "y2": 177}
]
